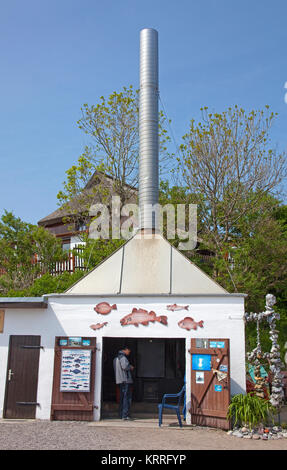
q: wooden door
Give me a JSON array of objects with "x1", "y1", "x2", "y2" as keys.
[
  {"x1": 189, "y1": 338, "x2": 230, "y2": 430},
  {"x1": 4, "y1": 335, "x2": 41, "y2": 419},
  {"x1": 51, "y1": 337, "x2": 97, "y2": 421}
]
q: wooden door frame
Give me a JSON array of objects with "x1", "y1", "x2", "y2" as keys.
[
  {"x1": 189, "y1": 338, "x2": 231, "y2": 429},
  {"x1": 51, "y1": 336, "x2": 97, "y2": 421},
  {"x1": 3, "y1": 335, "x2": 41, "y2": 419}
]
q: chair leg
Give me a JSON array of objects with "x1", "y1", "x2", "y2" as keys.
[
  {"x1": 158, "y1": 406, "x2": 163, "y2": 427},
  {"x1": 176, "y1": 409, "x2": 183, "y2": 427}
]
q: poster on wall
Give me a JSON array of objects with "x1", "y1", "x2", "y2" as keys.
[
  {"x1": 60, "y1": 349, "x2": 91, "y2": 392},
  {"x1": 196, "y1": 371, "x2": 205, "y2": 384},
  {"x1": 192, "y1": 354, "x2": 211, "y2": 371}
]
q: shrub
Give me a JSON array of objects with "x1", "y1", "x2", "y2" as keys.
[{"x1": 227, "y1": 393, "x2": 276, "y2": 429}]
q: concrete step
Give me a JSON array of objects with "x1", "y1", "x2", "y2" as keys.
[{"x1": 102, "y1": 401, "x2": 179, "y2": 419}]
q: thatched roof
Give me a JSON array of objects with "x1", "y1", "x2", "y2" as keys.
[{"x1": 38, "y1": 172, "x2": 138, "y2": 227}]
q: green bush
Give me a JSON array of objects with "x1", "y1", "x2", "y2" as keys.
[
  {"x1": 2, "y1": 271, "x2": 86, "y2": 297},
  {"x1": 227, "y1": 393, "x2": 276, "y2": 429}
]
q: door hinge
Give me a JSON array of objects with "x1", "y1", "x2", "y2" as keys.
[{"x1": 16, "y1": 402, "x2": 40, "y2": 407}]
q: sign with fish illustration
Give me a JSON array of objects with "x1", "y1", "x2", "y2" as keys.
[
  {"x1": 178, "y1": 317, "x2": 204, "y2": 331},
  {"x1": 94, "y1": 302, "x2": 117, "y2": 315},
  {"x1": 120, "y1": 308, "x2": 168, "y2": 327},
  {"x1": 60, "y1": 349, "x2": 91, "y2": 392},
  {"x1": 166, "y1": 304, "x2": 189, "y2": 312}
]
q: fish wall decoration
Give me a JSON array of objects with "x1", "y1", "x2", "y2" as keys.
[
  {"x1": 178, "y1": 317, "x2": 204, "y2": 331},
  {"x1": 120, "y1": 308, "x2": 168, "y2": 327},
  {"x1": 90, "y1": 322, "x2": 108, "y2": 330},
  {"x1": 94, "y1": 302, "x2": 117, "y2": 315},
  {"x1": 167, "y1": 304, "x2": 189, "y2": 311}
]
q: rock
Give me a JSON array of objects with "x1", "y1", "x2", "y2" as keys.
[
  {"x1": 227, "y1": 430, "x2": 233, "y2": 435},
  {"x1": 272, "y1": 426, "x2": 280, "y2": 432},
  {"x1": 243, "y1": 434, "x2": 252, "y2": 439},
  {"x1": 241, "y1": 426, "x2": 249, "y2": 433},
  {"x1": 252, "y1": 434, "x2": 260, "y2": 440},
  {"x1": 232, "y1": 431, "x2": 243, "y2": 438}
]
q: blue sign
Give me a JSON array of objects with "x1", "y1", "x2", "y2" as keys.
[
  {"x1": 209, "y1": 341, "x2": 225, "y2": 349},
  {"x1": 192, "y1": 354, "x2": 211, "y2": 371},
  {"x1": 219, "y1": 365, "x2": 228, "y2": 372},
  {"x1": 214, "y1": 385, "x2": 223, "y2": 392}
]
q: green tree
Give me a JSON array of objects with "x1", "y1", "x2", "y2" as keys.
[
  {"x1": 0, "y1": 211, "x2": 65, "y2": 294},
  {"x1": 57, "y1": 85, "x2": 171, "y2": 238},
  {"x1": 178, "y1": 105, "x2": 287, "y2": 288}
]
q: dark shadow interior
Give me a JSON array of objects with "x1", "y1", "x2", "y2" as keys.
[{"x1": 101, "y1": 337, "x2": 185, "y2": 418}]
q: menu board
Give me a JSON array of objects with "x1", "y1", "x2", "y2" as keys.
[{"x1": 60, "y1": 349, "x2": 91, "y2": 392}]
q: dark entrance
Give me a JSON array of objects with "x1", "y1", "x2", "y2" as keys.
[
  {"x1": 4, "y1": 335, "x2": 41, "y2": 419},
  {"x1": 102, "y1": 337, "x2": 185, "y2": 418}
]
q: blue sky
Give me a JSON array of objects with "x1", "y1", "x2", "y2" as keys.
[{"x1": 1, "y1": 0, "x2": 287, "y2": 224}]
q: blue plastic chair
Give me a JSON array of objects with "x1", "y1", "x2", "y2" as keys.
[{"x1": 158, "y1": 384, "x2": 186, "y2": 427}]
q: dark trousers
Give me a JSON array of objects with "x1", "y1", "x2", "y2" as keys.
[{"x1": 119, "y1": 382, "x2": 132, "y2": 418}]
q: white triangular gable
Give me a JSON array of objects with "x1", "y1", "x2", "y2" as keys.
[{"x1": 66, "y1": 233, "x2": 227, "y2": 295}]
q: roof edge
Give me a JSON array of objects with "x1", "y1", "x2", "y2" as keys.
[
  {"x1": 44, "y1": 293, "x2": 247, "y2": 298},
  {"x1": 0, "y1": 297, "x2": 48, "y2": 309}
]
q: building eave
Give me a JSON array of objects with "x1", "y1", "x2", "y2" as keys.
[{"x1": 0, "y1": 297, "x2": 48, "y2": 309}]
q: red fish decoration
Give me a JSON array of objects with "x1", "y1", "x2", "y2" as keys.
[
  {"x1": 90, "y1": 322, "x2": 108, "y2": 330},
  {"x1": 94, "y1": 302, "x2": 117, "y2": 315},
  {"x1": 120, "y1": 308, "x2": 168, "y2": 327},
  {"x1": 167, "y1": 304, "x2": 189, "y2": 312},
  {"x1": 178, "y1": 317, "x2": 204, "y2": 331}
]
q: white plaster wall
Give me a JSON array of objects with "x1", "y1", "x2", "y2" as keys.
[{"x1": 0, "y1": 295, "x2": 246, "y2": 422}]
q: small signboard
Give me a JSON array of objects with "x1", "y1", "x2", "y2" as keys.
[
  {"x1": 68, "y1": 337, "x2": 82, "y2": 346},
  {"x1": 195, "y1": 338, "x2": 209, "y2": 349},
  {"x1": 214, "y1": 385, "x2": 223, "y2": 392},
  {"x1": 60, "y1": 349, "x2": 91, "y2": 392},
  {"x1": 196, "y1": 371, "x2": 205, "y2": 384},
  {"x1": 192, "y1": 354, "x2": 211, "y2": 371},
  {"x1": 209, "y1": 341, "x2": 225, "y2": 349}
]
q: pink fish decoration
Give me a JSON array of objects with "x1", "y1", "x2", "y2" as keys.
[
  {"x1": 90, "y1": 322, "x2": 108, "y2": 330},
  {"x1": 94, "y1": 302, "x2": 117, "y2": 315},
  {"x1": 178, "y1": 317, "x2": 204, "y2": 331},
  {"x1": 167, "y1": 304, "x2": 189, "y2": 312},
  {"x1": 120, "y1": 308, "x2": 168, "y2": 327}
]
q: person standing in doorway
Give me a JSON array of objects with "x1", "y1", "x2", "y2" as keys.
[{"x1": 113, "y1": 346, "x2": 134, "y2": 420}]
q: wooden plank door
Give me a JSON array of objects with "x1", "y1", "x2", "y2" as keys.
[
  {"x1": 189, "y1": 338, "x2": 230, "y2": 430},
  {"x1": 4, "y1": 335, "x2": 41, "y2": 419},
  {"x1": 51, "y1": 337, "x2": 97, "y2": 421}
]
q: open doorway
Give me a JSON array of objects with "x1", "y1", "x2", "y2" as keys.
[{"x1": 101, "y1": 337, "x2": 185, "y2": 418}]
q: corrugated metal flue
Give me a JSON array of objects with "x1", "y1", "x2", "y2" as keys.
[{"x1": 139, "y1": 28, "x2": 159, "y2": 230}]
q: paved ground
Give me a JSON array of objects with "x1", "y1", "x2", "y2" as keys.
[{"x1": 0, "y1": 418, "x2": 287, "y2": 450}]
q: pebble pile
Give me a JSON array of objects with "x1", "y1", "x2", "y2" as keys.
[{"x1": 227, "y1": 425, "x2": 287, "y2": 440}]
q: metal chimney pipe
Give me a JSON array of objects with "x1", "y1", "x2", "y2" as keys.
[{"x1": 139, "y1": 28, "x2": 159, "y2": 231}]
